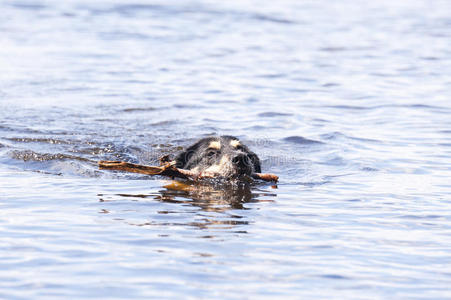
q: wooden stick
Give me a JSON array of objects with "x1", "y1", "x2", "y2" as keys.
[
  {"x1": 99, "y1": 160, "x2": 189, "y2": 179},
  {"x1": 98, "y1": 160, "x2": 278, "y2": 183},
  {"x1": 252, "y1": 173, "x2": 279, "y2": 182}
]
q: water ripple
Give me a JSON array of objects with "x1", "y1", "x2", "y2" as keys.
[
  {"x1": 1, "y1": 0, "x2": 451, "y2": 298},
  {"x1": 283, "y1": 136, "x2": 324, "y2": 145}
]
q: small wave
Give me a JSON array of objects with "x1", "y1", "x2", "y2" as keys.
[
  {"x1": 9, "y1": 150, "x2": 91, "y2": 163},
  {"x1": 361, "y1": 166, "x2": 378, "y2": 172},
  {"x1": 282, "y1": 136, "x2": 323, "y2": 145},
  {"x1": 257, "y1": 73, "x2": 285, "y2": 79},
  {"x1": 244, "y1": 125, "x2": 269, "y2": 131},
  {"x1": 252, "y1": 14, "x2": 295, "y2": 25},
  {"x1": 320, "y1": 132, "x2": 346, "y2": 140},
  {"x1": 325, "y1": 105, "x2": 370, "y2": 110},
  {"x1": 150, "y1": 120, "x2": 178, "y2": 126},
  {"x1": 320, "y1": 132, "x2": 381, "y2": 144},
  {"x1": 319, "y1": 156, "x2": 346, "y2": 166},
  {"x1": 0, "y1": 125, "x2": 43, "y2": 135},
  {"x1": 258, "y1": 112, "x2": 293, "y2": 117},
  {"x1": 107, "y1": 4, "x2": 296, "y2": 26},
  {"x1": 320, "y1": 274, "x2": 351, "y2": 280},
  {"x1": 173, "y1": 104, "x2": 206, "y2": 109},
  {"x1": 11, "y1": 3, "x2": 47, "y2": 10},
  {"x1": 86, "y1": 4, "x2": 167, "y2": 17},
  {"x1": 5, "y1": 137, "x2": 72, "y2": 145},
  {"x1": 322, "y1": 82, "x2": 340, "y2": 87},
  {"x1": 122, "y1": 107, "x2": 157, "y2": 113},
  {"x1": 319, "y1": 47, "x2": 347, "y2": 52},
  {"x1": 420, "y1": 56, "x2": 440, "y2": 61},
  {"x1": 114, "y1": 4, "x2": 167, "y2": 15}
]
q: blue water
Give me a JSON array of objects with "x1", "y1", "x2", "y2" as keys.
[{"x1": 1, "y1": 0, "x2": 451, "y2": 299}]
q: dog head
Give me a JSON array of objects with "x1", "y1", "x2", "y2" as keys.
[{"x1": 174, "y1": 136, "x2": 261, "y2": 179}]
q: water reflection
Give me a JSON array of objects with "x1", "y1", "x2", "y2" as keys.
[
  {"x1": 159, "y1": 181, "x2": 276, "y2": 211},
  {"x1": 98, "y1": 180, "x2": 277, "y2": 230}
]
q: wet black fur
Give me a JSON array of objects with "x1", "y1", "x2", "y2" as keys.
[{"x1": 175, "y1": 136, "x2": 261, "y2": 178}]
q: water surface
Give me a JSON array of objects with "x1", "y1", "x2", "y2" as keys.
[{"x1": 1, "y1": 0, "x2": 451, "y2": 299}]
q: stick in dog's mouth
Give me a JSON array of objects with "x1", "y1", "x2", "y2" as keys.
[{"x1": 98, "y1": 160, "x2": 279, "y2": 183}]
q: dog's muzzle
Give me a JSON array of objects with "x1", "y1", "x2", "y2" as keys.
[{"x1": 232, "y1": 153, "x2": 253, "y2": 176}]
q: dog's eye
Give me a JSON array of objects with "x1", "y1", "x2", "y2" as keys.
[
  {"x1": 236, "y1": 145, "x2": 244, "y2": 151},
  {"x1": 207, "y1": 150, "x2": 217, "y2": 157}
]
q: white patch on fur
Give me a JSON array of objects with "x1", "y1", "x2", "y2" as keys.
[
  {"x1": 230, "y1": 140, "x2": 240, "y2": 148},
  {"x1": 208, "y1": 141, "x2": 221, "y2": 150},
  {"x1": 204, "y1": 155, "x2": 233, "y2": 175}
]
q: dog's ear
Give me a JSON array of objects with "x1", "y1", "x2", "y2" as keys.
[{"x1": 247, "y1": 151, "x2": 261, "y2": 173}]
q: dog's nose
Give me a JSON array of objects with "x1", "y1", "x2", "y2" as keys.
[{"x1": 232, "y1": 154, "x2": 249, "y2": 167}]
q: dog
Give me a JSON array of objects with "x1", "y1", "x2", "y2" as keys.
[{"x1": 174, "y1": 136, "x2": 261, "y2": 180}]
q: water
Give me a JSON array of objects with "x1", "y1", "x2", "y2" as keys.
[{"x1": 1, "y1": 0, "x2": 451, "y2": 299}]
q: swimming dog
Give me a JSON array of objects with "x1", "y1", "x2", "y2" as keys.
[
  {"x1": 174, "y1": 136, "x2": 261, "y2": 180},
  {"x1": 99, "y1": 136, "x2": 277, "y2": 182}
]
